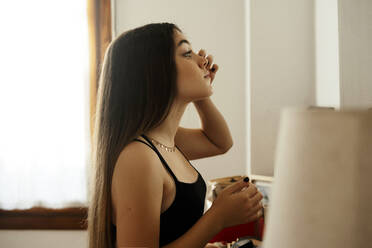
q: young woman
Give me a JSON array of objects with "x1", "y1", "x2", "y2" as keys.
[{"x1": 87, "y1": 22, "x2": 263, "y2": 248}]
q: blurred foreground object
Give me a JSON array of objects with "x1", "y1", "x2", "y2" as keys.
[{"x1": 263, "y1": 108, "x2": 372, "y2": 248}]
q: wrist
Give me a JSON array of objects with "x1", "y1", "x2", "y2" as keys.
[
  {"x1": 193, "y1": 97, "x2": 211, "y2": 105},
  {"x1": 205, "y1": 205, "x2": 225, "y2": 232}
]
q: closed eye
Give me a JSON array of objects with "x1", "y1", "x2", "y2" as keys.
[{"x1": 183, "y1": 50, "x2": 192, "y2": 57}]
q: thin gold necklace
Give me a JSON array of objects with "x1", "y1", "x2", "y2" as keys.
[{"x1": 149, "y1": 137, "x2": 176, "y2": 152}]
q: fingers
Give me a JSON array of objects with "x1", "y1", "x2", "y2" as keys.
[
  {"x1": 205, "y1": 55, "x2": 213, "y2": 69},
  {"x1": 251, "y1": 199, "x2": 263, "y2": 213},
  {"x1": 223, "y1": 177, "x2": 250, "y2": 195},
  {"x1": 210, "y1": 64, "x2": 219, "y2": 73},
  {"x1": 242, "y1": 190, "x2": 263, "y2": 215},
  {"x1": 244, "y1": 192, "x2": 264, "y2": 222},
  {"x1": 198, "y1": 49, "x2": 216, "y2": 71},
  {"x1": 246, "y1": 205, "x2": 264, "y2": 222},
  {"x1": 198, "y1": 49, "x2": 207, "y2": 57},
  {"x1": 250, "y1": 191, "x2": 264, "y2": 206},
  {"x1": 238, "y1": 182, "x2": 259, "y2": 198},
  {"x1": 238, "y1": 184, "x2": 263, "y2": 211}
]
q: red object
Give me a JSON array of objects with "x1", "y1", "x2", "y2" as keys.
[{"x1": 209, "y1": 217, "x2": 265, "y2": 243}]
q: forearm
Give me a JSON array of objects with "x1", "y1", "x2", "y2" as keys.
[
  {"x1": 193, "y1": 97, "x2": 233, "y2": 150},
  {"x1": 161, "y1": 208, "x2": 223, "y2": 248}
]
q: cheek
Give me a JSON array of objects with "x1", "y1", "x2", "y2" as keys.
[
  {"x1": 175, "y1": 60, "x2": 213, "y2": 101},
  {"x1": 177, "y1": 62, "x2": 196, "y2": 79},
  {"x1": 176, "y1": 63, "x2": 198, "y2": 92},
  {"x1": 176, "y1": 75, "x2": 213, "y2": 101},
  {"x1": 177, "y1": 61, "x2": 203, "y2": 84},
  {"x1": 177, "y1": 78, "x2": 196, "y2": 96}
]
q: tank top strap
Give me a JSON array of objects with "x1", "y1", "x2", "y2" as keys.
[
  {"x1": 139, "y1": 134, "x2": 179, "y2": 183},
  {"x1": 132, "y1": 139, "x2": 154, "y2": 150}
]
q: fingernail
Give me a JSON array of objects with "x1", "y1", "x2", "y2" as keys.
[{"x1": 244, "y1": 177, "x2": 249, "y2": 182}]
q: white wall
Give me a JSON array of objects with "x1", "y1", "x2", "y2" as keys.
[
  {"x1": 314, "y1": 0, "x2": 372, "y2": 110},
  {"x1": 250, "y1": 0, "x2": 316, "y2": 176},
  {"x1": 113, "y1": 0, "x2": 249, "y2": 180},
  {"x1": 338, "y1": 0, "x2": 372, "y2": 109},
  {"x1": 249, "y1": 0, "x2": 372, "y2": 176},
  {"x1": 0, "y1": 230, "x2": 87, "y2": 248},
  {"x1": 315, "y1": 0, "x2": 340, "y2": 108}
]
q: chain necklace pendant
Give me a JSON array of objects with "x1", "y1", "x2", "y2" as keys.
[{"x1": 150, "y1": 138, "x2": 176, "y2": 152}]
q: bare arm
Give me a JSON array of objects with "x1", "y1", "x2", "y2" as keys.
[
  {"x1": 112, "y1": 143, "x2": 163, "y2": 247},
  {"x1": 175, "y1": 97, "x2": 233, "y2": 160},
  {"x1": 193, "y1": 97, "x2": 233, "y2": 151}
]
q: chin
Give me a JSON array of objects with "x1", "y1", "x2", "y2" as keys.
[{"x1": 206, "y1": 86, "x2": 213, "y2": 97}]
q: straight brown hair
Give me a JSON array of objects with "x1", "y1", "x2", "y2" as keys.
[{"x1": 87, "y1": 22, "x2": 182, "y2": 248}]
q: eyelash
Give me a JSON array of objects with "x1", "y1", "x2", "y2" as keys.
[{"x1": 184, "y1": 50, "x2": 192, "y2": 57}]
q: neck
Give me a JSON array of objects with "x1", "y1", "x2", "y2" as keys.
[{"x1": 145, "y1": 99, "x2": 188, "y2": 147}]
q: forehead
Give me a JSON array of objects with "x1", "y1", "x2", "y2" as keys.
[{"x1": 174, "y1": 30, "x2": 191, "y2": 48}]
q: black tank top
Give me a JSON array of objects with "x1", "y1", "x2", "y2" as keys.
[{"x1": 112, "y1": 134, "x2": 207, "y2": 246}]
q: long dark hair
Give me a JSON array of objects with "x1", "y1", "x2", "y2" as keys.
[{"x1": 87, "y1": 22, "x2": 182, "y2": 248}]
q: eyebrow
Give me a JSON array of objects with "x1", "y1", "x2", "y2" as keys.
[{"x1": 177, "y1": 39, "x2": 191, "y2": 47}]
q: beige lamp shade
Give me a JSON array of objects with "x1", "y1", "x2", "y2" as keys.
[{"x1": 263, "y1": 108, "x2": 372, "y2": 248}]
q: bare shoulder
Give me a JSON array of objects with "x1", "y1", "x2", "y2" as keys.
[
  {"x1": 114, "y1": 140, "x2": 161, "y2": 173},
  {"x1": 112, "y1": 140, "x2": 163, "y2": 192},
  {"x1": 111, "y1": 140, "x2": 164, "y2": 246}
]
